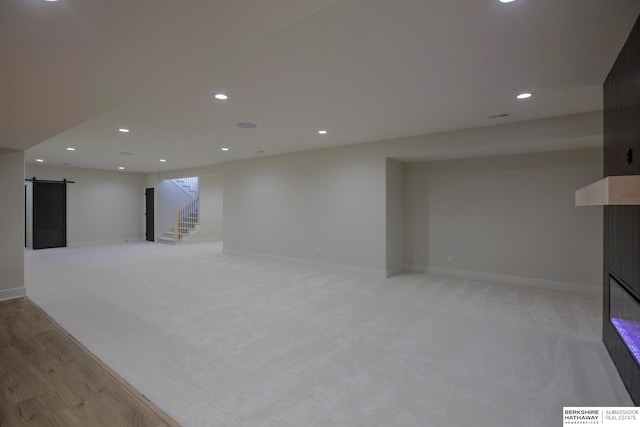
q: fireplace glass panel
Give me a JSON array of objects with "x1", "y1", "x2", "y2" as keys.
[{"x1": 610, "y1": 276, "x2": 640, "y2": 366}]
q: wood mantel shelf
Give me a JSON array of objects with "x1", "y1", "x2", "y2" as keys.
[{"x1": 575, "y1": 175, "x2": 640, "y2": 206}]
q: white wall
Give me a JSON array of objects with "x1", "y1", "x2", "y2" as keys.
[
  {"x1": 223, "y1": 146, "x2": 387, "y2": 272},
  {"x1": 156, "y1": 112, "x2": 604, "y2": 282},
  {"x1": 145, "y1": 173, "x2": 159, "y2": 188},
  {"x1": 385, "y1": 158, "x2": 405, "y2": 276},
  {"x1": 197, "y1": 174, "x2": 223, "y2": 241},
  {"x1": 404, "y1": 148, "x2": 603, "y2": 289},
  {"x1": 0, "y1": 150, "x2": 25, "y2": 299},
  {"x1": 25, "y1": 164, "x2": 146, "y2": 245}
]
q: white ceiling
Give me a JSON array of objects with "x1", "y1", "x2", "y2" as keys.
[{"x1": 3, "y1": 0, "x2": 639, "y2": 173}]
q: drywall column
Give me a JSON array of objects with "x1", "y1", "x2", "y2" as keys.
[
  {"x1": 197, "y1": 174, "x2": 223, "y2": 241},
  {"x1": 0, "y1": 149, "x2": 26, "y2": 300},
  {"x1": 385, "y1": 158, "x2": 405, "y2": 276}
]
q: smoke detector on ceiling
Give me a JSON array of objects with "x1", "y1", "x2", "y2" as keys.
[{"x1": 237, "y1": 122, "x2": 258, "y2": 129}]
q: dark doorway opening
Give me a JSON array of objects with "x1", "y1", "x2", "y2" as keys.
[{"x1": 145, "y1": 188, "x2": 155, "y2": 242}]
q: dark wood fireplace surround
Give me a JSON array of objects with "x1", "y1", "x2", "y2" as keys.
[{"x1": 603, "y1": 14, "x2": 640, "y2": 406}]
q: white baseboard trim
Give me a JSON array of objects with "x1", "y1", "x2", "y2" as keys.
[
  {"x1": 0, "y1": 287, "x2": 27, "y2": 301},
  {"x1": 223, "y1": 248, "x2": 387, "y2": 279},
  {"x1": 405, "y1": 264, "x2": 430, "y2": 273},
  {"x1": 67, "y1": 238, "x2": 143, "y2": 247},
  {"x1": 385, "y1": 267, "x2": 405, "y2": 278},
  {"x1": 187, "y1": 236, "x2": 223, "y2": 243},
  {"x1": 404, "y1": 264, "x2": 600, "y2": 295}
]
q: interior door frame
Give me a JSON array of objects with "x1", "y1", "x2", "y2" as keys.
[
  {"x1": 24, "y1": 182, "x2": 33, "y2": 248},
  {"x1": 145, "y1": 186, "x2": 156, "y2": 242}
]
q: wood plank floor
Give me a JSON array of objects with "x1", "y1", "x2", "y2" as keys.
[{"x1": 0, "y1": 298, "x2": 180, "y2": 427}]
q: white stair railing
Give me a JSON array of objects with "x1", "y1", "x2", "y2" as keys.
[
  {"x1": 172, "y1": 177, "x2": 198, "y2": 197},
  {"x1": 172, "y1": 196, "x2": 199, "y2": 241}
]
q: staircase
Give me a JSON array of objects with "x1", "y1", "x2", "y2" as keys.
[
  {"x1": 173, "y1": 177, "x2": 198, "y2": 198},
  {"x1": 158, "y1": 177, "x2": 200, "y2": 244}
]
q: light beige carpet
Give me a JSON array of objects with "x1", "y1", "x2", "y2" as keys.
[{"x1": 25, "y1": 241, "x2": 632, "y2": 426}]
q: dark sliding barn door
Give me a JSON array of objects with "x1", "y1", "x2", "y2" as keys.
[
  {"x1": 145, "y1": 188, "x2": 155, "y2": 242},
  {"x1": 33, "y1": 182, "x2": 67, "y2": 250}
]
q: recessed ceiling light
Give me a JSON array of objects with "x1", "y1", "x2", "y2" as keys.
[
  {"x1": 214, "y1": 93, "x2": 228, "y2": 100},
  {"x1": 221, "y1": 147, "x2": 229, "y2": 151},
  {"x1": 318, "y1": 130, "x2": 328, "y2": 135},
  {"x1": 36, "y1": 159, "x2": 44, "y2": 162},
  {"x1": 237, "y1": 122, "x2": 257, "y2": 129},
  {"x1": 44, "y1": 0, "x2": 58, "y2": 2},
  {"x1": 160, "y1": 159, "x2": 167, "y2": 163},
  {"x1": 119, "y1": 128, "x2": 130, "y2": 133},
  {"x1": 517, "y1": 92, "x2": 533, "y2": 99},
  {"x1": 66, "y1": 147, "x2": 76, "y2": 151},
  {"x1": 118, "y1": 166, "x2": 125, "y2": 170},
  {"x1": 499, "y1": 0, "x2": 516, "y2": 3}
]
